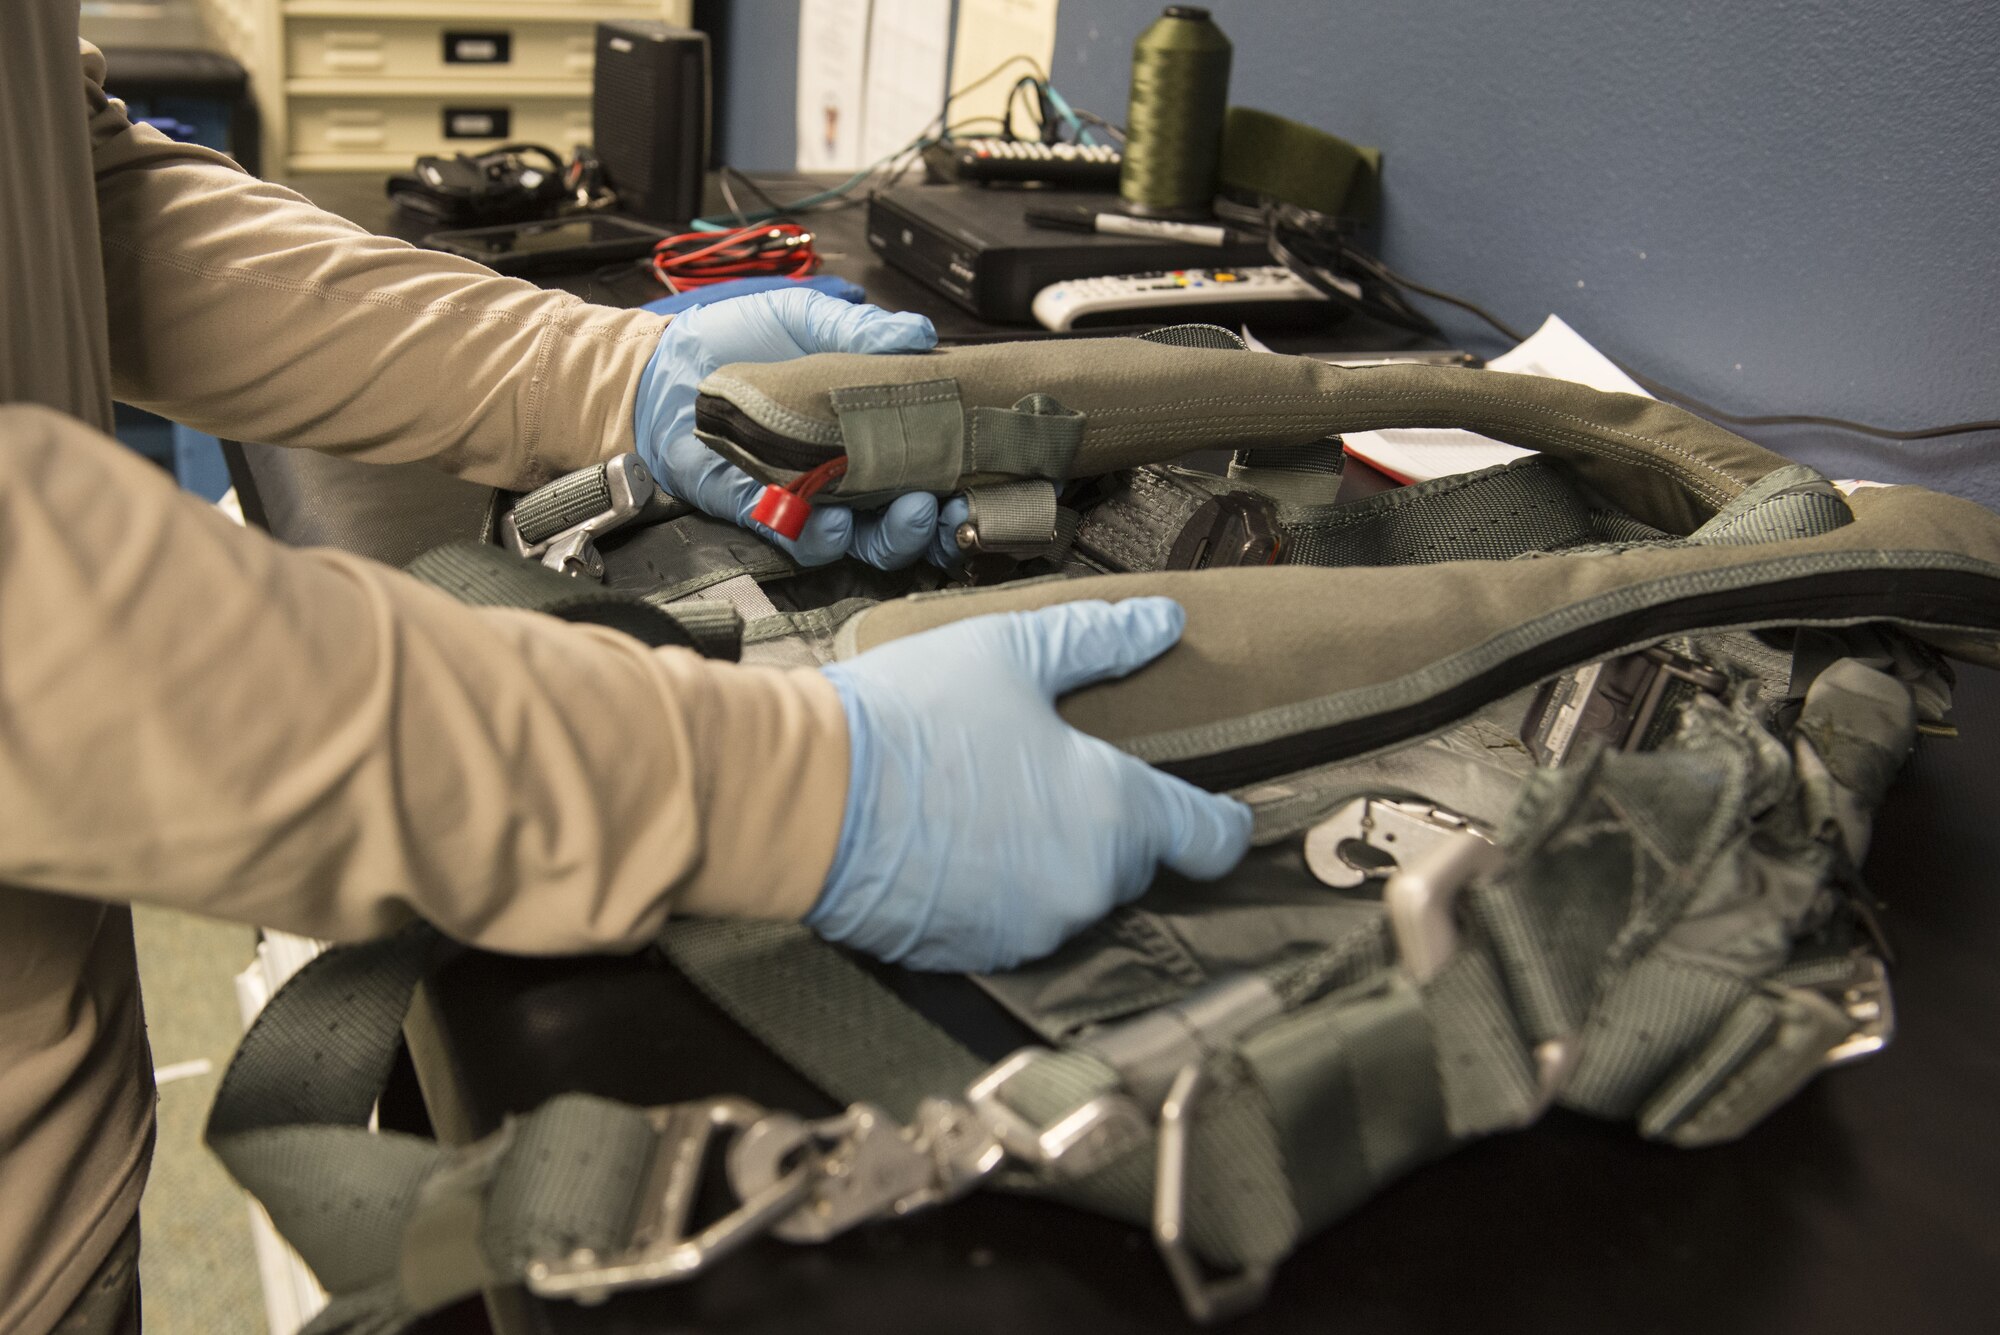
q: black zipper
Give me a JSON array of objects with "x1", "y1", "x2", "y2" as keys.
[
  {"x1": 694, "y1": 396, "x2": 844, "y2": 472},
  {"x1": 1161, "y1": 566, "x2": 2000, "y2": 791}
]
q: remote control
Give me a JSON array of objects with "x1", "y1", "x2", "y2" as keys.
[
  {"x1": 922, "y1": 137, "x2": 1123, "y2": 187},
  {"x1": 1031, "y1": 265, "x2": 1341, "y2": 331}
]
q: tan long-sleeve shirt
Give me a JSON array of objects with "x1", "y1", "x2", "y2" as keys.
[{"x1": 1, "y1": 11, "x2": 847, "y2": 1330}]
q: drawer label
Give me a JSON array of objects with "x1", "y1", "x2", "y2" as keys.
[
  {"x1": 443, "y1": 106, "x2": 511, "y2": 139},
  {"x1": 443, "y1": 31, "x2": 512, "y2": 64}
]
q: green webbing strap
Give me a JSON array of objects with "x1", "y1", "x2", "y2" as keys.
[
  {"x1": 830, "y1": 379, "x2": 966, "y2": 495},
  {"x1": 406, "y1": 542, "x2": 741, "y2": 659},
  {"x1": 962, "y1": 481, "x2": 1063, "y2": 556},
  {"x1": 1276, "y1": 456, "x2": 1602, "y2": 568},
  {"x1": 1226, "y1": 440, "x2": 1345, "y2": 510},
  {"x1": 1685, "y1": 464, "x2": 1853, "y2": 547},
  {"x1": 655, "y1": 596, "x2": 746, "y2": 661},
  {"x1": 1243, "y1": 979, "x2": 1451, "y2": 1230},
  {"x1": 205, "y1": 926, "x2": 659, "y2": 1334},
  {"x1": 967, "y1": 393, "x2": 1086, "y2": 480},
  {"x1": 1219, "y1": 106, "x2": 1380, "y2": 219},
  {"x1": 660, "y1": 922, "x2": 1298, "y2": 1272},
  {"x1": 657, "y1": 921, "x2": 985, "y2": 1121}
]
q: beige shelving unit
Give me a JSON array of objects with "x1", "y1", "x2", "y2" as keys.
[{"x1": 193, "y1": 0, "x2": 691, "y2": 174}]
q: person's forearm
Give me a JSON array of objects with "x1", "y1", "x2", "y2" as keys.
[
  {"x1": 0, "y1": 403, "x2": 844, "y2": 950},
  {"x1": 82, "y1": 42, "x2": 662, "y2": 491}
]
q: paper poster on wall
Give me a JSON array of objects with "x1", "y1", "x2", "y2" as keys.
[
  {"x1": 859, "y1": 0, "x2": 952, "y2": 167},
  {"x1": 797, "y1": 0, "x2": 873, "y2": 172},
  {"x1": 949, "y1": 0, "x2": 1060, "y2": 130}
]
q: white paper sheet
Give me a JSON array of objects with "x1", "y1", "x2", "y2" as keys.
[
  {"x1": 860, "y1": 0, "x2": 952, "y2": 166},
  {"x1": 797, "y1": 0, "x2": 873, "y2": 172},
  {"x1": 948, "y1": 0, "x2": 1061, "y2": 132},
  {"x1": 1341, "y1": 315, "x2": 1652, "y2": 482}
]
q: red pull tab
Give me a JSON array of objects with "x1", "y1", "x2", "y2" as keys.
[{"x1": 751, "y1": 485, "x2": 814, "y2": 540}]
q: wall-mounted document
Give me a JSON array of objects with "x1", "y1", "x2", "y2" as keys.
[
  {"x1": 859, "y1": 0, "x2": 953, "y2": 167},
  {"x1": 797, "y1": 0, "x2": 874, "y2": 171},
  {"x1": 948, "y1": 0, "x2": 1060, "y2": 130}
]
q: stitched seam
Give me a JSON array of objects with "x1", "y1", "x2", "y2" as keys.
[
  {"x1": 522, "y1": 323, "x2": 556, "y2": 480},
  {"x1": 101, "y1": 237, "x2": 664, "y2": 343},
  {"x1": 1083, "y1": 387, "x2": 1749, "y2": 504}
]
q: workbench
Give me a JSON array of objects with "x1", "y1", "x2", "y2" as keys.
[{"x1": 231, "y1": 174, "x2": 2000, "y2": 1335}]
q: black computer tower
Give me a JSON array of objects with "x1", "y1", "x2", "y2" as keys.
[{"x1": 593, "y1": 21, "x2": 709, "y2": 225}]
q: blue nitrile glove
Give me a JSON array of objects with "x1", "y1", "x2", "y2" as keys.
[
  {"x1": 807, "y1": 597, "x2": 1255, "y2": 973},
  {"x1": 633, "y1": 286, "x2": 947, "y2": 568}
]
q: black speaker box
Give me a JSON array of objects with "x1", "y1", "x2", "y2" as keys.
[{"x1": 592, "y1": 21, "x2": 709, "y2": 225}]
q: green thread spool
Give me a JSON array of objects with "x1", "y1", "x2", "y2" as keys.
[{"x1": 1119, "y1": 6, "x2": 1233, "y2": 218}]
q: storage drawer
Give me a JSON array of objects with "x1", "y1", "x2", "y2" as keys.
[
  {"x1": 288, "y1": 93, "x2": 593, "y2": 169},
  {"x1": 288, "y1": 16, "x2": 597, "y2": 82}
]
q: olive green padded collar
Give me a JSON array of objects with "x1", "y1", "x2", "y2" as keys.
[
  {"x1": 836, "y1": 484, "x2": 2000, "y2": 787},
  {"x1": 696, "y1": 338, "x2": 1793, "y2": 534}
]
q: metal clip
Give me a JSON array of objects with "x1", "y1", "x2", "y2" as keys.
[
  {"x1": 1152, "y1": 1063, "x2": 1274, "y2": 1325},
  {"x1": 1814, "y1": 953, "x2": 1896, "y2": 1067},
  {"x1": 502, "y1": 452, "x2": 657, "y2": 579},
  {"x1": 1303, "y1": 796, "x2": 1492, "y2": 890},
  {"x1": 523, "y1": 1098, "x2": 816, "y2": 1304},
  {"x1": 725, "y1": 1099, "x2": 1004, "y2": 1244},
  {"x1": 966, "y1": 1050, "x2": 1150, "y2": 1179}
]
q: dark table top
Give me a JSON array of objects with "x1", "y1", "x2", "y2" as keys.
[{"x1": 270, "y1": 174, "x2": 2000, "y2": 1335}]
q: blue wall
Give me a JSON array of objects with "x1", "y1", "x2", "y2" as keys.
[{"x1": 726, "y1": 0, "x2": 2000, "y2": 505}]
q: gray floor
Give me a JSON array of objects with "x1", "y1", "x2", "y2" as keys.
[{"x1": 132, "y1": 905, "x2": 268, "y2": 1335}]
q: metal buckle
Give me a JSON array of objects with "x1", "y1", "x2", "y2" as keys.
[
  {"x1": 1384, "y1": 830, "x2": 1575, "y2": 1114},
  {"x1": 1152, "y1": 1064, "x2": 1274, "y2": 1325},
  {"x1": 522, "y1": 1098, "x2": 817, "y2": 1305},
  {"x1": 966, "y1": 1050, "x2": 1150, "y2": 1179},
  {"x1": 501, "y1": 453, "x2": 657, "y2": 579},
  {"x1": 1303, "y1": 796, "x2": 1492, "y2": 890},
  {"x1": 1814, "y1": 953, "x2": 1896, "y2": 1067},
  {"x1": 725, "y1": 1098, "x2": 1004, "y2": 1244}
]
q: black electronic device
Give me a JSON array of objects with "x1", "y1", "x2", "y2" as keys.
[
  {"x1": 423, "y1": 215, "x2": 671, "y2": 275},
  {"x1": 866, "y1": 185, "x2": 1270, "y2": 324},
  {"x1": 592, "y1": 20, "x2": 710, "y2": 224},
  {"x1": 386, "y1": 143, "x2": 571, "y2": 226},
  {"x1": 921, "y1": 137, "x2": 1123, "y2": 187}
]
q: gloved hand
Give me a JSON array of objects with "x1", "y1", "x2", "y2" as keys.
[
  {"x1": 633, "y1": 285, "x2": 947, "y2": 568},
  {"x1": 808, "y1": 598, "x2": 1255, "y2": 973}
]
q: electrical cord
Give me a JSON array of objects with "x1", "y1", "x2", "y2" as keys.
[
  {"x1": 1240, "y1": 199, "x2": 2000, "y2": 442},
  {"x1": 650, "y1": 222, "x2": 819, "y2": 292},
  {"x1": 687, "y1": 54, "x2": 1052, "y2": 230}
]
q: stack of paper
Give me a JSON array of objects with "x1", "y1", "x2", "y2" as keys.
[{"x1": 1340, "y1": 315, "x2": 1651, "y2": 483}]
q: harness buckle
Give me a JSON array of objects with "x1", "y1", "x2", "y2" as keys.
[
  {"x1": 502, "y1": 452, "x2": 659, "y2": 579},
  {"x1": 1812, "y1": 953, "x2": 1897, "y2": 1067},
  {"x1": 725, "y1": 1098, "x2": 1004, "y2": 1244},
  {"x1": 1152, "y1": 1063, "x2": 1275, "y2": 1325},
  {"x1": 1303, "y1": 796, "x2": 1493, "y2": 890},
  {"x1": 966, "y1": 1050, "x2": 1150, "y2": 1179},
  {"x1": 1385, "y1": 830, "x2": 1577, "y2": 1115},
  {"x1": 522, "y1": 1097, "x2": 818, "y2": 1304}
]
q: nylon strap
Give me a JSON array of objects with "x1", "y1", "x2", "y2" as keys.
[
  {"x1": 963, "y1": 481, "x2": 1062, "y2": 556},
  {"x1": 658, "y1": 921, "x2": 986, "y2": 1122},
  {"x1": 967, "y1": 393, "x2": 1086, "y2": 480},
  {"x1": 1227, "y1": 440, "x2": 1346, "y2": 510},
  {"x1": 406, "y1": 542, "x2": 697, "y2": 650},
  {"x1": 1276, "y1": 456, "x2": 1602, "y2": 568},
  {"x1": 205, "y1": 926, "x2": 659, "y2": 1334},
  {"x1": 831, "y1": 379, "x2": 965, "y2": 495}
]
